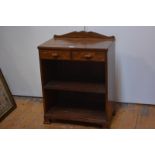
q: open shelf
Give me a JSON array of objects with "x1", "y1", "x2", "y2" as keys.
[
  {"x1": 45, "y1": 105, "x2": 107, "y2": 125},
  {"x1": 44, "y1": 81, "x2": 105, "y2": 94}
]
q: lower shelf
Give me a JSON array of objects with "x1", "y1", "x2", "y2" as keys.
[
  {"x1": 45, "y1": 106, "x2": 107, "y2": 126},
  {"x1": 44, "y1": 81, "x2": 105, "y2": 94}
]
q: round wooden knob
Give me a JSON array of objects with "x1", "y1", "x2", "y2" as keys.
[
  {"x1": 51, "y1": 53, "x2": 59, "y2": 57},
  {"x1": 84, "y1": 54, "x2": 92, "y2": 59}
]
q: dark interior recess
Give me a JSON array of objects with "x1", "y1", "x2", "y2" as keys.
[
  {"x1": 41, "y1": 60, "x2": 105, "y2": 84},
  {"x1": 44, "y1": 90, "x2": 105, "y2": 112}
]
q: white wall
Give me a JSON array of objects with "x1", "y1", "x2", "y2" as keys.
[
  {"x1": 0, "y1": 26, "x2": 84, "y2": 97},
  {"x1": 86, "y1": 26, "x2": 155, "y2": 104},
  {"x1": 0, "y1": 26, "x2": 155, "y2": 104}
]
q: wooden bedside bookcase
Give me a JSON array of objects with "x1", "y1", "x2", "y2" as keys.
[{"x1": 38, "y1": 31, "x2": 115, "y2": 128}]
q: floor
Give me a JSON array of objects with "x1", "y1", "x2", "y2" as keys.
[{"x1": 0, "y1": 96, "x2": 155, "y2": 129}]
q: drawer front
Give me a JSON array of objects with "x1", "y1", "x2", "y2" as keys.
[
  {"x1": 72, "y1": 51, "x2": 106, "y2": 62},
  {"x1": 40, "y1": 50, "x2": 70, "y2": 60}
]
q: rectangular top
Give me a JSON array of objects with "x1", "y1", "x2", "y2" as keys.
[
  {"x1": 38, "y1": 31, "x2": 115, "y2": 51},
  {"x1": 38, "y1": 38, "x2": 113, "y2": 51}
]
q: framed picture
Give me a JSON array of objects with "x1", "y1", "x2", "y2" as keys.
[{"x1": 0, "y1": 69, "x2": 16, "y2": 121}]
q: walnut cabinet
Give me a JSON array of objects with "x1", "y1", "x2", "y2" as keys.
[{"x1": 38, "y1": 31, "x2": 115, "y2": 128}]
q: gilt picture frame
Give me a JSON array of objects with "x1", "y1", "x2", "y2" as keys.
[{"x1": 0, "y1": 69, "x2": 16, "y2": 121}]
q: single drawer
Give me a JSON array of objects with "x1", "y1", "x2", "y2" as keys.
[
  {"x1": 72, "y1": 51, "x2": 106, "y2": 62},
  {"x1": 40, "y1": 50, "x2": 70, "y2": 60}
]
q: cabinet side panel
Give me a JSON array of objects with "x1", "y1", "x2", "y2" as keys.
[{"x1": 108, "y1": 42, "x2": 115, "y2": 102}]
